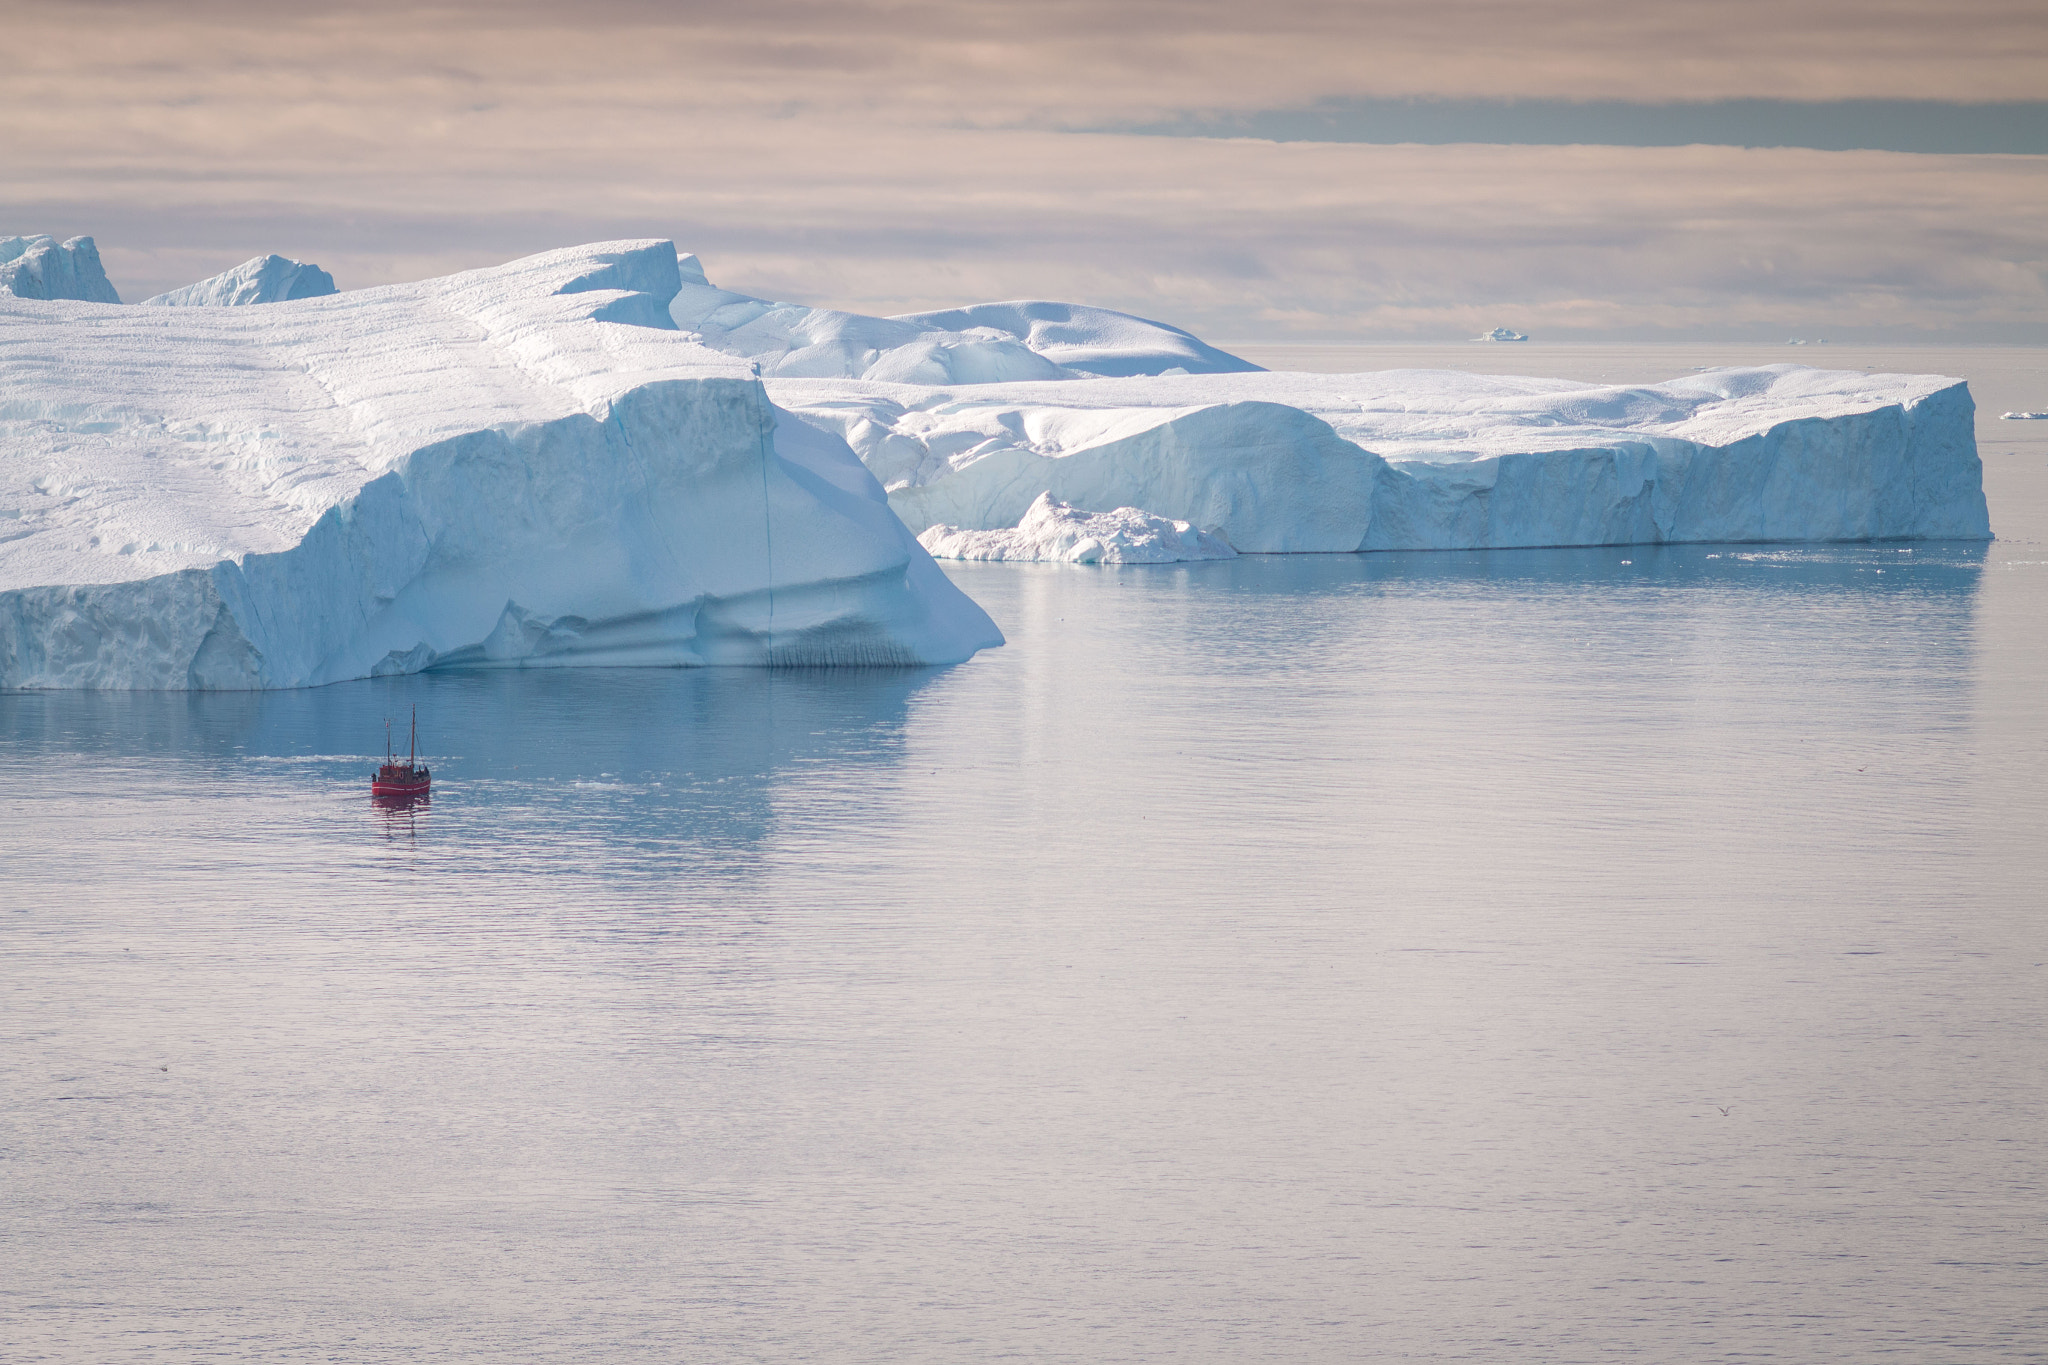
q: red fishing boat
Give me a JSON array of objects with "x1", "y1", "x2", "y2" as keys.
[{"x1": 372, "y1": 707, "x2": 431, "y2": 802}]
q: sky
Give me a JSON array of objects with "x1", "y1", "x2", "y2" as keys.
[{"x1": 5, "y1": 0, "x2": 2045, "y2": 341}]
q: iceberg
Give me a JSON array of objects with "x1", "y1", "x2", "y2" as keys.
[
  {"x1": 919, "y1": 492, "x2": 1237, "y2": 564},
  {"x1": 0, "y1": 240, "x2": 1001, "y2": 690},
  {"x1": 0, "y1": 235, "x2": 121, "y2": 303},
  {"x1": 663, "y1": 263, "x2": 1983, "y2": 554},
  {"x1": 888, "y1": 300, "x2": 1261, "y2": 378},
  {"x1": 771, "y1": 365, "x2": 1991, "y2": 552},
  {"x1": 2000, "y1": 411, "x2": 2046, "y2": 420},
  {"x1": 143, "y1": 254, "x2": 338, "y2": 306},
  {"x1": 669, "y1": 260, "x2": 1260, "y2": 383}
]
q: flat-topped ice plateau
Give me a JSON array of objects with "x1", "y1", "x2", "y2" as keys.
[
  {"x1": 0, "y1": 240, "x2": 1002, "y2": 690},
  {"x1": 773, "y1": 365, "x2": 1991, "y2": 553}
]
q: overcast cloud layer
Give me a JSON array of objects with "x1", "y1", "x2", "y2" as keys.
[{"x1": 6, "y1": 0, "x2": 2044, "y2": 340}]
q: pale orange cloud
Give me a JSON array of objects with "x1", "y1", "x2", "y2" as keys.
[{"x1": 4, "y1": 1, "x2": 2044, "y2": 338}]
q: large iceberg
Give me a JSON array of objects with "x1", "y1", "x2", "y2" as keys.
[
  {"x1": 662, "y1": 258, "x2": 1986, "y2": 552},
  {"x1": 0, "y1": 241, "x2": 1001, "y2": 690},
  {"x1": 771, "y1": 365, "x2": 1991, "y2": 552},
  {"x1": 1, "y1": 235, "x2": 121, "y2": 303},
  {"x1": 143, "y1": 254, "x2": 338, "y2": 306},
  {"x1": 668, "y1": 259, "x2": 1259, "y2": 384}
]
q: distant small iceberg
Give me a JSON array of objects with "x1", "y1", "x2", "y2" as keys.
[
  {"x1": 1, "y1": 234, "x2": 121, "y2": 302},
  {"x1": 1474, "y1": 327, "x2": 1527, "y2": 342},
  {"x1": 1999, "y1": 411, "x2": 2048, "y2": 420}
]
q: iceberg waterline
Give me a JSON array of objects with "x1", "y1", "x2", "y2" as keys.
[
  {"x1": 0, "y1": 238, "x2": 1994, "y2": 687},
  {"x1": 0, "y1": 240, "x2": 1002, "y2": 690}
]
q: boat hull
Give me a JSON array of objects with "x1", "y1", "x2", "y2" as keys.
[
  {"x1": 372, "y1": 763, "x2": 431, "y2": 801},
  {"x1": 371, "y1": 780, "x2": 430, "y2": 796}
]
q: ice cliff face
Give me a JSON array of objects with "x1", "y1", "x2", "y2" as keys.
[
  {"x1": 920, "y1": 492, "x2": 1237, "y2": 564},
  {"x1": 771, "y1": 365, "x2": 1991, "y2": 553},
  {"x1": 668, "y1": 260, "x2": 1260, "y2": 383},
  {"x1": 143, "y1": 254, "x2": 338, "y2": 306},
  {"x1": 0, "y1": 240, "x2": 1002, "y2": 690},
  {"x1": 0, "y1": 235, "x2": 121, "y2": 303}
]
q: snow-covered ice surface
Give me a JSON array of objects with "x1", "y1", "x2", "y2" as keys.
[
  {"x1": 772, "y1": 365, "x2": 1991, "y2": 553},
  {"x1": 1, "y1": 235, "x2": 121, "y2": 303},
  {"x1": 920, "y1": 492, "x2": 1237, "y2": 564},
  {"x1": 143, "y1": 254, "x2": 337, "y2": 306},
  {"x1": 669, "y1": 260, "x2": 1259, "y2": 384},
  {"x1": 0, "y1": 240, "x2": 1001, "y2": 690}
]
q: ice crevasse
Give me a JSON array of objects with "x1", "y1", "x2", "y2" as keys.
[{"x1": 0, "y1": 240, "x2": 1003, "y2": 690}]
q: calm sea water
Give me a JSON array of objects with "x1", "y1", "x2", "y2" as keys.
[{"x1": 4, "y1": 348, "x2": 2045, "y2": 1363}]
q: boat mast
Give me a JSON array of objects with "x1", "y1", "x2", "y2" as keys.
[
  {"x1": 386, "y1": 719, "x2": 393, "y2": 763},
  {"x1": 409, "y1": 706, "x2": 417, "y2": 766}
]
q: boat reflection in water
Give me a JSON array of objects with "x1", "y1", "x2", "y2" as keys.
[
  {"x1": 374, "y1": 792, "x2": 429, "y2": 843},
  {"x1": 372, "y1": 707, "x2": 431, "y2": 807}
]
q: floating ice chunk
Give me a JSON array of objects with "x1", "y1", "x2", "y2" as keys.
[
  {"x1": 0, "y1": 239, "x2": 1002, "y2": 689},
  {"x1": 2000, "y1": 411, "x2": 2048, "y2": 420},
  {"x1": 0, "y1": 235, "x2": 121, "y2": 303},
  {"x1": 1474, "y1": 327, "x2": 1527, "y2": 342},
  {"x1": 143, "y1": 254, "x2": 338, "y2": 306},
  {"x1": 919, "y1": 492, "x2": 1237, "y2": 563}
]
